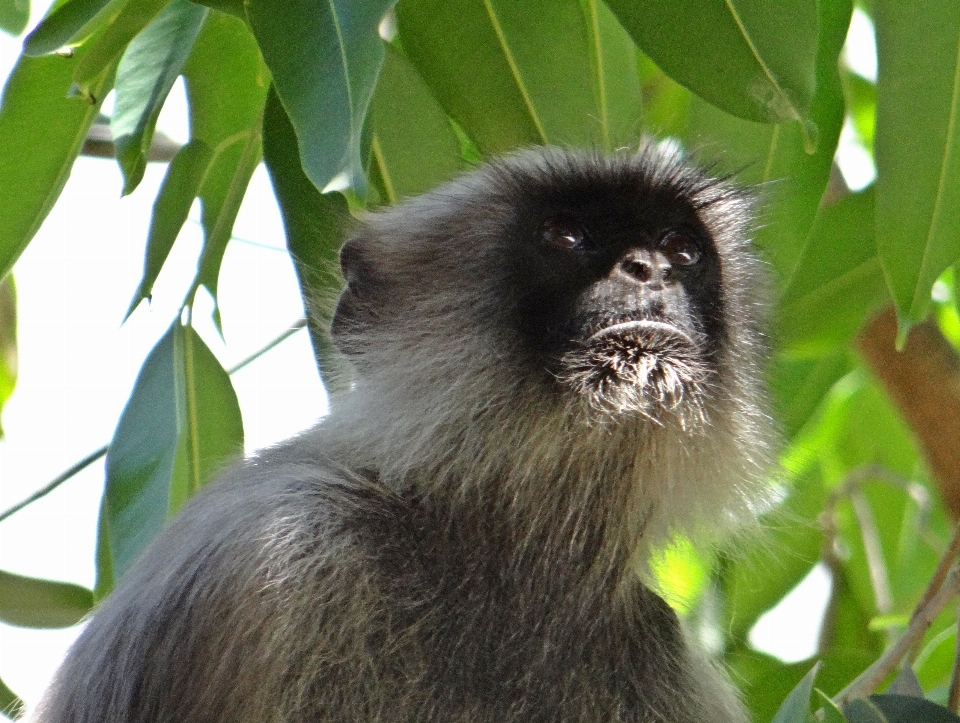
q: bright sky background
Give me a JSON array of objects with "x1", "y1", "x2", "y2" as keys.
[{"x1": 0, "y1": 5, "x2": 879, "y2": 713}]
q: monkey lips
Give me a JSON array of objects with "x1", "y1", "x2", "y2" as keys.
[{"x1": 558, "y1": 318, "x2": 712, "y2": 420}]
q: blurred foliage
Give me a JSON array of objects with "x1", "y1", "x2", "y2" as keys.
[{"x1": 1, "y1": 0, "x2": 960, "y2": 720}]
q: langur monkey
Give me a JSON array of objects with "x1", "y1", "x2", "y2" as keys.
[{"x1": 35, "y1": 144, "x2": 773, "y2": 722}]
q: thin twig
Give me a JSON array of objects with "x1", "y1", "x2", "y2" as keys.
[
  {"x1": 850, "y1": 489, "x2": 894, "y2": 617},
  {"x1": 834, "y1": 564, "x2": 960, "y2": 705},
  {"x1": 819, "y1": 465, "x2": 927, "y2": 649},
  {"x1": 228, "y1": 318, "x2": 306, "y2": 375},
  {"x1": 948, "y1": 601, "x2": 960, "y2": 712},
  {"x1": 913, "y1": 521, "x2": 960, "y2": 631},
  {"x1": 906, "y1": 519, "x2": 960, "y2": 664},
  {"x1": 0, "y1": 446, "x2": 107, "y2": 524},
  {"x1": 0, "y1": 319, "x2": 309, "y2": 524}
]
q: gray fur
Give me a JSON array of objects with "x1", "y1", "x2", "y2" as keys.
[{"x1": 34, "y1": 145, "x2": 773, "y2": 722}]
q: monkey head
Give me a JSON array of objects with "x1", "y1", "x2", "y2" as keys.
[{"x1": 331, "y1": 144, "x2": 766, "y2": 435}]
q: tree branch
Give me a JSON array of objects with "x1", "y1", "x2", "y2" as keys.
[
  {"x1": 856, "y1": 306, "x2": 960, "y2": 518},
  {"x1": 834, "y1": 563, "x2": 960, "y2": 705}
]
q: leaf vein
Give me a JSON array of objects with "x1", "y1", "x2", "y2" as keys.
[
  {"x1": 481, "y1": 0, "x2": 548, "y2": 143},
  {"x1": 724, "y1": 0, "x2": 799, "y2": 121}
]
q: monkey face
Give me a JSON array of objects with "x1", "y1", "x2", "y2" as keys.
[
  {"x1": 500, "y1": 155, "x2": 738, "y2": 422},
  {"x1": 333, "y1": 146, "x2": 759, "y2": 427}
]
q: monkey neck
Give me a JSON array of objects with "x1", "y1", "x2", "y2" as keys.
[
  {"x1": 327, "y1": 392, "x2": 663, "y2": 594},
  {"x1": 399, "y1": 481, "x2": 641, "y2": 601}
]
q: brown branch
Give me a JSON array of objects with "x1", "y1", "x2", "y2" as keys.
[
  {"x1": 949, "y1": 603, "x2": 960, "y2": 712},
  {"x1": 834, "y1": 563, "x2": 960, "y2": 705},
  {"x1": 855, "y1": 306, "x2": 960, "y2": 518}
]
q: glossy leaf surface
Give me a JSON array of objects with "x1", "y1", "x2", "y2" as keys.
[
  {"x1": 0, "y1": 0, "x2": 28, "y2": 35},
  {"x1": 0, "y1": 568, "x2": 93, "y2": 628},
  {"x1": 24, "y1": 0, "x2": 121, "y2": 56},
  {"x1": 105, "y1": 322, "x2": 242, "y2": 577},
  {"x1": 845, "y1": 694, "x2": 960, "y2": 723},
  {"x1": 183, "y1": 10, "x2": 269, "y2": 320},
  {"x1": 606, "y1": 0, "x2": 818, "y2": 128},
  {"x1": 247, "y1": 0, "x2": 395, "y2": 191},
  {"x1": 778, "y1": 189, "x2": 889, "y2": 354},
  {"x1": 771, "y1": 663, "x2": 819, "y2": 723},
  {"x1": 125, "y1": 139, "x2": 214, "y2": 318},
  {"x1": 0, "y1": 52, "x2": 111, "y2": 279},
  {"x1": 395, "y1": 0, "x2": 642, "y2": 153},
  {"x1": 367, "y1": 42, "x2": 464, "y2": 203},
  {"x1": 683, "y1": 0, "x2": 850, "y2": 279},
  {"x1": 71, "y1": 0, "x2": 171, "y2": 100},
  {"x1": 874, "y1": 0, "x2": 960, "y2": 328},
  {"x1": 109, "y1": 0, "x2": 206, "y2": 193}
]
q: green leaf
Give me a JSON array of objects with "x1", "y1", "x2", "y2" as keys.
[
  {"x1": 23, "y1": 0, "x2": 123, "y2": 55},
  {"x1": 650, "y1": 538, "x2": 708, "y2": 614},
  {"x1": 682, "y1": 0, "x2": 850, "y2": 280},
  {"x1": 0, "y1": 568, "x2": 93, "y2": 628},
  {"x1": 845, "y1": 72, "x2": 876, "y2": 150},
  {"x1": 126, "y1": 139, "x2": 213, "y2": 319},
  {"x1": 71, "y1": 0, "x2": 171, "y2": 100},
  {"x1": 772, "y1": 662, "x2": 819, "y2": 723},
  {"x1": 0, "y1": 52, "x2": 112, "y2": 280},
  {"x1": 93, "y1": 497, "x2": 114, "y2": 600},
  {"x1": 845, "y1": 694, "x2": 960, "y2": 723},
  {"x1": 263, "y1": 87, "x2": 352, "y2": 391},
  {"x1": 246, "y1": 0, "x2": 395, "y2": 191},
  {"x1": 109, "y1": 0, "x2": 207, "y2": 194},
  {"x1": 190, "y1": 0, "x2": 242, "y2": 19},
  {"x1": 874, "y1": 0, "x2": 960, "y2": 328},
  {"x1": 105, "y1": 321, "x2": 243, "y2": 578},
  {"x1": 637, "y1": 52, "x2": 691, "y2": 139},
  {"x1": 396, "y1": 0, "x2": 642, "y2": 153},
  {"x1": 368, "y1": 42, "x2": 464, "y2": 203},
  {"x1": 192, "y1": 131, "x2": 261, "y2": 327},
  {"x1": 0, "y1": 676, "x2": 24, "y2": 720},
  {"x1": 777, "y1": 189, "x2": 890, "y2": 354},
  {"x1": 771, "y1": 351, "x2": 855, "y2": 440},
  {"x1": 817, "y1": 691, "x2": 847, "y2": 723},
  {"x1": 0, "y1": 276, "x2": 17, "y2": 438},
  {"x1": 587, "y1": 0, "x2": 643, "y2": 150},
  {"x1": 182, "y1": 10, "x2": 269, "y2": 323},
  {"x1": 0, "y1": 0, "x2": 28, "y2": 35},
  {"x1": 605, "y1": 0, "x2": 818, "y2": 129}
]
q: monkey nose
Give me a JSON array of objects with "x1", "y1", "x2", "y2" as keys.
[{"x1": 617, "y1": 250, "x2": 671, "y2": 287}]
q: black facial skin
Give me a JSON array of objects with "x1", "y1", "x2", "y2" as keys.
[{"x1": 506, "y1": 177, "x2": 726, "y2": 380}]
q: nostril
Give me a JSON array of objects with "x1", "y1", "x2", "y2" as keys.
[{"x1": 621, "y1": 259, "x2": 652, "y2": 282}]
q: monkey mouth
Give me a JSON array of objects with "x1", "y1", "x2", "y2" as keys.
[
  {"x1": 588, "y1": 319, "x2": 695, "y2": 347},
  {"x1": 558, "y1": 317, "x2": 711, "y2": 419}
]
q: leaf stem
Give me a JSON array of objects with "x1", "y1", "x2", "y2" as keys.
[{"x1": 0, "y1": 446, "x2": 108, "y2": 525}]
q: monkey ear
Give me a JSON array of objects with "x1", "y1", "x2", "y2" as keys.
[{"x1": 331, "y1": 236, "x2": 381, "y2": 355}]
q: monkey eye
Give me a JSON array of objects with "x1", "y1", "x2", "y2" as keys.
[
  {"x1": 660, "y1": 232, "x2": 700, "y2": 266},
  {"x1": 542, "y1": 217, "x2": 585, "y2": 250}
]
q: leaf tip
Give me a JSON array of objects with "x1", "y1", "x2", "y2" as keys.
[
  {"x1": 801, "y1": 118, "x2": 819, "y2": 154},
  {"x1": 895, "y1": 316, "x2": 914, "y2": 351},
  {"x1": 67, "y1": 82, "x2": 97, "y2": 105}
]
